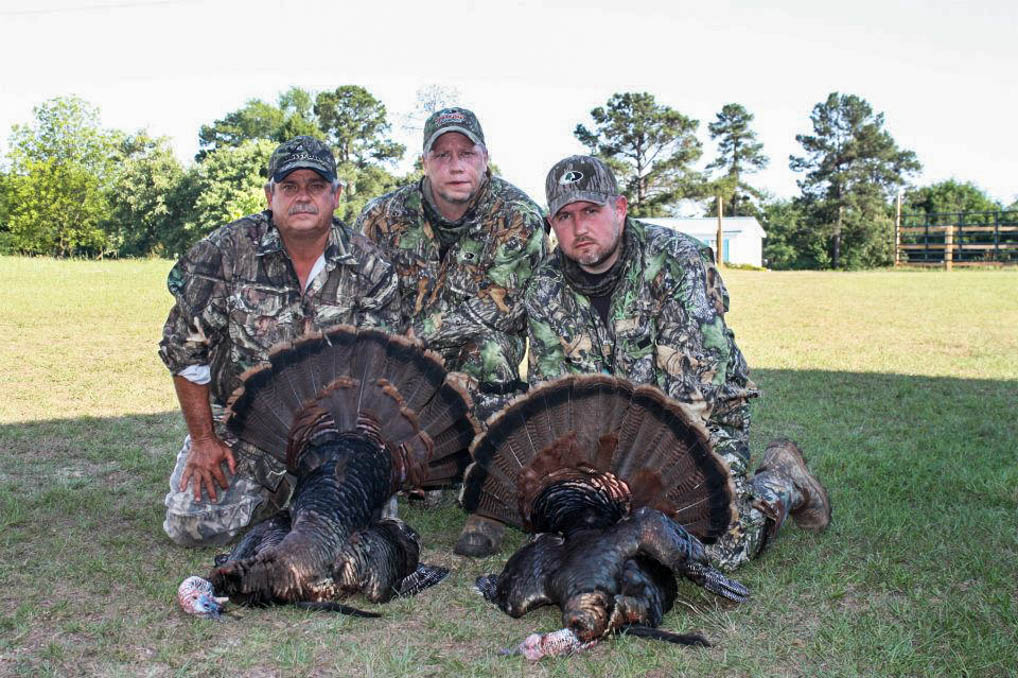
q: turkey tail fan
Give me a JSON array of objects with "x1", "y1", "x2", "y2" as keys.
[
  {"x1": 224, "y1": 325, "x2": 477, "y2": 489},
  {"x1": 308, "y1": 327, "x2": 478, "y2": 488},
  {"x1": 460, "y1": 375, "x2": 736, "y2": 543},
  {"x1": 616, "y1": 385, "x2": 735, "y2": 540}
]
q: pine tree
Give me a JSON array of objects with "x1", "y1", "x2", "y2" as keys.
[
  {"x1": 790, "y1": 92, "x2": 920, "y2": 268},
  {"x1": 706, "y1": 103, "x2": 768, "y2": 216},
  {"x1": 575, "y1": 92, "x2": 703, "y2": 217}
]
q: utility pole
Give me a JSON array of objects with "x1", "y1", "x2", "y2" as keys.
[
  {"x1": 894, "y1": 190, "x2": 902, "y2": 266},
  {"x1": 716, "y1": 195, "x2": 724, "y2": 266}
]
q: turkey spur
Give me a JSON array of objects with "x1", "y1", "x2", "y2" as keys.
[
  {"x1": 463, "y1": 375, "x2": 749, "y2": 659},
  {"x1": 177, "y1": 326, "x2": 478, "y2": 618}
]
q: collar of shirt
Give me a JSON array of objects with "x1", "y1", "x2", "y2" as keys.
[{"x1": 256, "y1": 212, "x2": 357, "y2": 266}]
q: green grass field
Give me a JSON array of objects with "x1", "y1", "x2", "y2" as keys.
[{"x1": 1, "y1": 255, "x2": 1016, "y2": 677}]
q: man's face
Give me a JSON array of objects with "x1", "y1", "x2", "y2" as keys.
[
  {"x1": 422, "y1": 132, "x2": 488, "y2": 206},
  {"x1": 548, "y1": 195, "x2": 628, "y2": 273},
  {"x1": 264, "y1": 169, "x2": 340, "y2": 242}
]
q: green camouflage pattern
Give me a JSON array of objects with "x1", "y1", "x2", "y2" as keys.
[
  {"x1": 158, "y1": 210, "x2": 400, "y2": 496},
  {"x1": 159, "y1": 210, "x2": 400, "y2": 407},
  {"x1": 527, "y1": 218, "x2": 755, "y2": 459},
  {"x1": 267, "y1": 135, "x2": 337, "y2": 183},
  {"x1": 526, "y1": 218, "x2": 803, "y2": 571},
  {"x1": 355, "y1": 176, "x2": 547, "y2": 420},
  {"x1": 545, "y1": 154, "x2": 619, "y2": 217}
]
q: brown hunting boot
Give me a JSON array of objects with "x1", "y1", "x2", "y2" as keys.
[
  {"x1": 454, "y1": 514, "x2": 506, "y2": 557},
  {"x1": 757, "y1": 439, "x2": 832, "y2": 531}
]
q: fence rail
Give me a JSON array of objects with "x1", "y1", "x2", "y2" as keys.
[{"x1": 895, "y1": 210, "x2": 1018, "y2": 268}]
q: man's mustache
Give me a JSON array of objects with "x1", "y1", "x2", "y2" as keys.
[{"x1": 288, "y1": 204, "x2": 319, "y2": 216}]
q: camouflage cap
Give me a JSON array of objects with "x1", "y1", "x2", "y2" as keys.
[
  {"x1": 545, "y1": 155, "x2": 619, "y2": 217},
  {"x1": 423, "y1": 107, "x2": 485, "y2": 153},
  {"x1": 267, "y1": 136, "x2": 337, "y2": 183}
]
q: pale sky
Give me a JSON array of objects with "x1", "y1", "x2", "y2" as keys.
[{"x1": 2, "y1": 0, "x2": 1016, "y2": 211}]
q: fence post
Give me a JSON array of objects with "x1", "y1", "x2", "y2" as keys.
[
  {"x1": 944, "y1": 225, "x2": 953, "y2": 271},
  {"x1": 957, "y1": 212, "x2": 965, "y2": 263},
  {"x1": 994, "y1": 211, "x2": 1000, "y2": 261}
]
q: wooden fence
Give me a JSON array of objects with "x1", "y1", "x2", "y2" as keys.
[{"x1": 895, "y1": 210, "x2": 1018, "y2": 269}]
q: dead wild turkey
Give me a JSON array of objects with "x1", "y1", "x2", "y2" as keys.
[
  {"x1": 177, "y1": 326, "x2": 478, "y2": 618},
  {"x1": 461, "y1": 375, "x2": 749, "y2": 659}
]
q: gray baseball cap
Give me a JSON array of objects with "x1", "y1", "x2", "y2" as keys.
[
  {"x1": 267, "y1": 136, "x2": 337, "y2": 183},
  {"x1": 423, "y1": 107, "x2": 485, "y2": 153},
  {"x1": 545, "y1": 155, "x2": 619, "y2": 217}
]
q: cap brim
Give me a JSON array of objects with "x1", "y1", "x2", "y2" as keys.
[
  {"x1": 424, "y1": 126, "x2": 483, "y2": 153},
  {"x1": 548, "y1": 191, "x2": 613, "y2": 218},
  {"x1": 272, "y1": 162, "x2": 336, "y2": 183}
]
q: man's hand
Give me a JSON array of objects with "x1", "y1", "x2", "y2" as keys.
[
  {"x1": 180, "y1": 434, "x2": 236, "y2": 503},
  {"x1": 172, "y1": 375, "x2": 236, "y2": 502}
]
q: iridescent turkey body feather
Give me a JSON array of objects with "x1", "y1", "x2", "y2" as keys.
[
  {"x1": 177, "y1": 327, "x2": 477, "y2": 617},
  {"x1": 463, "y1": 375, "x2": 749, "y2": 658}
]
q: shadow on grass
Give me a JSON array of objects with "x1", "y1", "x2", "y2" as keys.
[{"x1": 0, "y1": 371, "x2": 1015, "y2": 676}]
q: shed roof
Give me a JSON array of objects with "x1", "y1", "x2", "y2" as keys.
[{"x1": 638, "y1": 216, "x2": 766, "y2": 239}]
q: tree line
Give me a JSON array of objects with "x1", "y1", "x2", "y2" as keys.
[{"x1": 0, "y1": 86, "x2": 1012, "y2": 268}]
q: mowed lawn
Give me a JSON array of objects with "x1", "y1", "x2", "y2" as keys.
[{"x1": 0, "y1": 255, "x2": 1015, "y2": 677}]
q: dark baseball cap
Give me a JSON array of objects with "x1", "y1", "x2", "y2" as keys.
[
  {"x1": 545, "y1": 155, "x2": 620, "y2": 217},
  {"x1": 267, "y1": 136, "x2": 337, "y2": 183},
  {"x1": 422, "y1": 107, "x2": 485, "y2": 153}
]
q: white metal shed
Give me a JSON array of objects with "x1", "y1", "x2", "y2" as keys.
[{"x1": 638, "y1": 216, "x2": 767, "y2": 267}]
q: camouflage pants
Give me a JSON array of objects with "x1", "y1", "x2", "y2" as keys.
[
  {"x1": 162, "y1": 436, "x2": 290, "y2": 547},
  {"x1": 706, "y1": 450, "x2": 803, "y2": 572}
]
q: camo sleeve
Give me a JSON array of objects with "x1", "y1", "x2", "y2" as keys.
[
  {"x1": 354, "y1": 197, "x2": 412, "y2": 329},
  {"x1": 346, "y1": 232, "x2": 402, "y2": 332},
  {"x1": 158, "y1": 238, "x2": 229, "y2": 375},
  {"x1": 652, "y1": 250, "x2": 757, "y2": 470},
  {"x1": 524, "y1": 270, "x2": 573, "y2": 385}
]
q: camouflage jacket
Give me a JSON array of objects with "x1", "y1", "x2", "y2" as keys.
[
  {"x1": 159, "y1": 210, "x2": 400, "y2": 407},
  {"x1": 526, "y1": 218, "x2": 758, "y2": 470},
  {"x1": 355, "y1": 175, "x2": 547, "y2": 419}
]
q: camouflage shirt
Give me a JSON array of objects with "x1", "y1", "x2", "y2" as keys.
[
  {"x1": 355, "y1": 175, "x2": 547, "y2": 419},
  {"x1": 526, "y1": 218, "x2": 759, "y2": 470},
  {"x1": 159, "y1": 210, "x2": 400, "y2": 407}
]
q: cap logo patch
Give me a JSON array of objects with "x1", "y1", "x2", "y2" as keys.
[
  {"x1": 437, "y1": 112, "x2": 466, "y2": 125},
  {"x1": 559, "y1": 170, "x2": 584, "y2": 185}
]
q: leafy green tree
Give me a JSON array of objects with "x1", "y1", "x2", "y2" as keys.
[
  {"x1": 168, "y1": 139, "x2": 275, "y2": 255},
  {"x1": 790, "y1": 92, "x2": 920, "y2": 269},
  {"x1": 575, "y1": 92, "x2": 703, "y2": 217},
  {"x1": 314, "y1": 85, "x2": 405, "y2": 167},
  {"x1": 904, "y1": 180, "x2": 1001, "y2": 223},
  {"x1": 0, "y1": 171, "x2": 12, "y2": 251},
  {"x1": 758, "y1": 198, "x2": 821, "y2": 269},
  {"x1": 705, "y1": 103, "x2": 768, "y2": 216},
  {"x1": 197, "y1": 87, "x2": 320, "y2": 159},
  {"x1": 104, "y1": 132, "x2": 185, "y2": 256},
  {"x1": 3, "y1": 96, "x2": 118, "y2": 256},
  {"x1": 335, "y1": 162, "x2": 402, "y2": 224}
]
